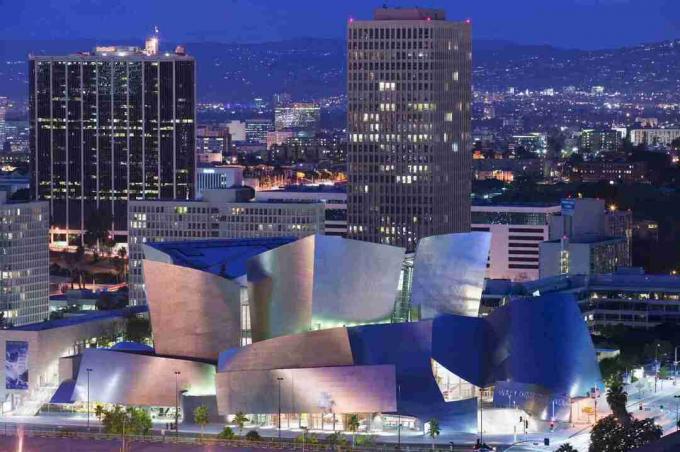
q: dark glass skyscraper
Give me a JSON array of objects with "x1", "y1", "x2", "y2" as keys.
[
  {"x1": 347, "y1": 8, "x2": 472, "y2": 252},
  {"x1": 29, "y1": 42, "x2": 195, "y2": 241}
]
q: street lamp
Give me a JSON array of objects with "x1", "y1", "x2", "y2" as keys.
[
  {"x1": 655, "y1": 344, "x2": 661, "y2": 393},
  {"x1": 277, "y1": 377, "x2": 284, "y2": 440},
  {"x1": 86, "y1": 368, "x2": 93, "y2": 431},
  {"x1": 479, "y1": 387, "x2": 485, "y2": 445},
  {"x1": 397, "y1": 384, "x2": 401, "y2": 449},
  {"x1": 674, "y1": 346, "x2": 679, "y2": 386},
  {"x1": 174, "y1": 371, "x2": 181, "y2": 438}
]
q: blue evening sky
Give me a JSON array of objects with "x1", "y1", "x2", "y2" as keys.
[{"x1": 1, "y1": 0, "x2": 679, "y2": 49}]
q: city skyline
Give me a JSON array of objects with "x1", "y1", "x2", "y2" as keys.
[{"x1": 2, "y1": 0, "x2": 680, "y2": 50}]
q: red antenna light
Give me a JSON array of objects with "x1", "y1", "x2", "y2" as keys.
[{"x1": 465, "y1": 18, "x2": 472, "y2": 24}]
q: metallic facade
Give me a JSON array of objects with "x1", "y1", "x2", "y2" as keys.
[
  {"x1": 215, "y1": 293, "x2": 601, "y2": 428},
  {"x1": 143, "y1": 259, "x2": 242, "y2": 360},
  {"x1": 72, "y1": 349, "x2": 215, "y2": 407},
  {"x1": 247, "y1": 234, "x2": 404, "y2": 341},
  {"x1": 217, "y1": 365, "x2": 396, "y2": 415},
  {"x1": 347, "y1": 8, "x2": 472, "y2": 252},
  {"x1": 29, "y1": 48, "x2": 195, "y2": 236},
  {"x1": 411, "y1": 232, "x2": 491, "y2": 318}
]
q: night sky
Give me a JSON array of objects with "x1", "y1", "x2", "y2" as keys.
[{"x1": 1, "y1": 0, "x2": 680, "y2": 49}]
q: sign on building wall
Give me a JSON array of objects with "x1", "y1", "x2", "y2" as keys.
[{"x1": 5, "y1": 341, "x2": 29, "y2": 390}]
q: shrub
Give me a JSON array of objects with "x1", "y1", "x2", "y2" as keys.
[
  {"x1": 245, "y1": 430, "x2": 261, "y2": 441},
  {"x1": 218, "y1": 426, "x2": 235, "y2": 440}
]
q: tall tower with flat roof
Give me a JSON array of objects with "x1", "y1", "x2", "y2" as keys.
[{"x1": 347, "y1": 8, "x2": 472, "y2": 251}]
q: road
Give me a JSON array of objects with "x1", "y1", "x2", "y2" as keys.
[{"x1": 2, "y1": 380, "x2": 680, "y2": 452}]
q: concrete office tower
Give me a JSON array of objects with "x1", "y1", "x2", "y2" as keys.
[
  {"x1": 29, "y1": 40, "x2": 195, "y2": 243},
  {"x1": 0, "y1": 192, "x2": 49, "y2": 326},
  {"x1": 347, "y1": 8, "x2": 472, "y2": 251}
]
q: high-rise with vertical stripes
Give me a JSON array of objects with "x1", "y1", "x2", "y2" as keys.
[
  {"x1": 347, "y1": 8, "x2": 471, "y2": 252},
  {"x1": 29, "y1": 38, "x2": 195, "y2": 243}
]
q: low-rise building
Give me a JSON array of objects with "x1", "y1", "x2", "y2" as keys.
[
  {"x1": 195, "y1": 166, "x2": 244, "y2": 200},
  {"x1": 0, "y1": 306, "x2": 144, "y2": 414},
  {"x1": 540, "y1": 198, "x2": 632, "y2": 277},
  {"x1": 196, "y1": 125, "x2": 231, "y2": 164},
  {"x1": 483, "y1": 269, "x2": 680, "y2": 331},
  {"x1": 255, "y1": 184, "x2": 347, "y2": 236},
  {"x1": 566, "y1": 160, "x2": 647, "y2": 184},
  {"x1": 471, "y1": 203, "x2": 561, "y2": 281},
  {"x1": 630, "y1": 128, "x2": 680, "y2": 147}
]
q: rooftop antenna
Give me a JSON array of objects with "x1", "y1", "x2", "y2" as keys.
[{"x1": 145, "y1": 26, "x2": 160, "y2": 56}]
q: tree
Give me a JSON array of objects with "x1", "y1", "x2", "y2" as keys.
[
  {"x1": 234, "y1": 412, "x2": 249, "y2": 436},
  {"x1": 606, "y1": 382, "x2": 629, "y2": 425},
  {"x1": 101, "y1": 406, "x2": 152, "y2": 437},
  {"x1": 355, "y1": 434, "x2": 376, "y2": 447},
  {"x1": 556, "y1": 444, "x2": 578, "y2": 452},
  {"x1": 115, "y1": 247, "x2": 128, "y2": 283},
  {"x1": 589, "y1": 415, "x2": 662, "y2": 452},
  {"x1": 427, "y1": 418, "x2": 440, "y2": 450},
  {"x1": 84, "y1": 208, "x2": 113, "y2": 251},
  {"x1": 346, "y1": 413, "x2": 360, "y2": 447},
  {"x1": 193, "y1": 405, "x2": 209, "y2": 440},
  {"x1": 96, "y1": 291, "x2": 126, "y2": 311},
  {"x1": 124, "y1": 315, "x2": 151, "y2": 343},
  {"x1": 326, "y1": 432, "x2": 348, "y2": 447},
  {"x1": 218, "y1": 426, "x2": 235, "y2": 439}
]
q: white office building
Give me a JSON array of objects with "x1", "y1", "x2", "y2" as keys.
[
  {"x1": 195, "y1": 166, "x2": 245, "y2": 200},
  {"x1": 471, "y1": 203, "x2": 561, "y2": 282},
  {"x1": 255, "y1": 185, "x2": 347, "y2": 236},
  {"x1": 630, "y1": 128, "x2": 680, "y2": 147},
  {"x1": 0, "y1": 193, "x2": 49, "y2": 326}
]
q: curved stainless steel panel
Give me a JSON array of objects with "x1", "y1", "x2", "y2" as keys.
[
  {"x1": 411, "y1": 232, "x2": 491, "y2": 318},
  {"x1": 143, "y1": 259, "x2": 242, "y2": 361},
  {"x1": 218, "y1": 327, "x2": 354, "y2": 372},
  {"x1": 247, "y1": 234, "x2": 404, "y2": 341},
  {"x1": 312, "y1": 235, "x2": 404, "y2": 324},
  {"x1": 72, "y1": 349, "x2": 216, "y2": 407},
  {"x1": 247, "y1": 235, "x2": 315, "y2": 342},
  {"x1": 217, "y1": 365, "x2": 396, "y2": 415}
]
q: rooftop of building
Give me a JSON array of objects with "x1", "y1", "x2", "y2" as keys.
[
  {"x1": 148, "y1": 237, "x2": 297, "y2": 278},
  {"x1": 30, "y1": 38, "x2": 191, "y2": 60},
  {"x1": 131, "y1": 197, "x2": 323, "y2": 206},
  {"x1": 372, "y1": 7, "x2": 446, "y2": 21},
  {"x1": 471, "y1": 200, "x2": 561, "y2": 208},
  {"x1": 10, "y1": 305, "x2": 148, "y2": 332},
  {"x1": 261, "y1": 183, "x2": 347, "y2": 194},
  {"x1": 543, "y1": 235, "x2": 624, "y2": 245},
  {"x1": 483, "y1": 269, "x2": 680, "y2": 297}
]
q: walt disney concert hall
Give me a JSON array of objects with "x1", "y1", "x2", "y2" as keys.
[{"x1": 52, "y1": 232, "x2": 602, "y2": 434}]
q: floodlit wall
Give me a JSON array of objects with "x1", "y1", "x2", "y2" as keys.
[{"x1": 143, "y1": 259, "x2": 242, "y2": 360}]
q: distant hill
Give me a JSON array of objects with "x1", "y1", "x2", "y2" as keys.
[{"x1": 1, "y1": 37, "x2": 680, "y2": 102}]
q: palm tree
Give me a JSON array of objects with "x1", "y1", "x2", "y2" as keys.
[
  {"x1": 427, "y1": 418, "x2": 440, "y2": 450},
  {"x1": 346, "y1": 413, "x2": 360, "y2": 447},
  {"x1": 234, "y1": 412, "x2": 249, "y2": 437},
  {"x1": 94, "y1": 404, "x2": 104, "y2": 421},
  {"x1": 606, "y1": 382, "x2": 629, "y2": 425}
]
